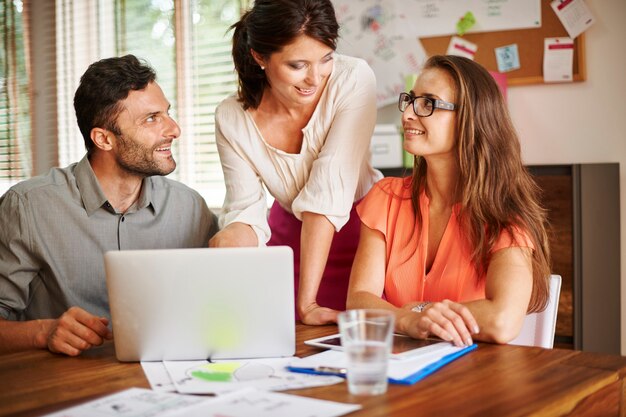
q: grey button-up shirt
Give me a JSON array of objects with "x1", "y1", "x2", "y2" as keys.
[{"x1": 0, "y1": 155, "x2": 218, "y2": 321}]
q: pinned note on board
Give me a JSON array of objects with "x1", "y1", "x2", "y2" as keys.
[
  {"x1": 456, "y1": 12, "x2": 476, "y2": 36},
  {"x1": 495, "y1": 44, "x2": 521, "y2": 72},
  {"x1": 543, "y1": 37, "x2": 575, "y2": 82},
  {"x1": 551, "y1": 0, "x2": 594, "y2": 39},
  {"x1": 446, "y1": 36, "x2": 478, "y2": 60}
]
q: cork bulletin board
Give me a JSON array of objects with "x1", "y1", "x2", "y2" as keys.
[{"x1": 418, "y1": 0, "x2": 586, "y2": 86}]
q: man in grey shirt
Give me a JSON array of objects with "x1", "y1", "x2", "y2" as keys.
[{"x1": 0, "y1": 55, "x2": 218, "y2": 355}]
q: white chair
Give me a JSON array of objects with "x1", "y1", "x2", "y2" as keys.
[{"x1": 509, "y1": 275, "x2": 562, "y2": 348}]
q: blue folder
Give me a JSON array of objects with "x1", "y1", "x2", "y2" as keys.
[
  {"x1": 287, "y1": 343, "x2": 477, "y2": 385},
  {"x1": 388, "y1": 343, "x2": 477, "y2": 385}
]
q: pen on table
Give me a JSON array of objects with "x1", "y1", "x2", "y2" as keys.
[{"x1": 286, "y1": 365, "x2": 347, "y2": 377}]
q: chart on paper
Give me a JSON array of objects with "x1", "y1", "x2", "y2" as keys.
[{"x1": 163, "y1": 358, "x2": 343, "y2": 394}]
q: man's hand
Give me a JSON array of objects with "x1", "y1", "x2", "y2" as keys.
[{"x1": 44, "y1": 306, "x2": 113, "y2": 356}]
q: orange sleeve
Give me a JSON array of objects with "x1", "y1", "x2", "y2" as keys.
[
  {"x1": 356, "y1": 178, "x2": 398, "y2": 238},
  {"x1": 492, "y1": 225, "x2": 535, "y2": 253}
]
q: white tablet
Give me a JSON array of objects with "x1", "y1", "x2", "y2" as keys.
[{"x1": 305, "y1": 333, "x2": 449, "y2": 359}]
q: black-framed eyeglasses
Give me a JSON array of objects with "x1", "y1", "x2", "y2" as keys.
[{"x1": 398, "y1": 92, "x2": 456, "y2": 117}]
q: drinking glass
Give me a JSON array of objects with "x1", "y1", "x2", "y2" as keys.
[{"x1": 338, "y1": 309, "x2": 395, "y2": 396}]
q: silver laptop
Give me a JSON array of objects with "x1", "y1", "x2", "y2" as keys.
[{"x1": 104, "y1": 246, "x2": 295, "y2": 362}]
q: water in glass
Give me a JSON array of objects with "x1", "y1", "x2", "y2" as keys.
[{"x1": 345, "y1": 340, "x2": 389, "y2": 395}]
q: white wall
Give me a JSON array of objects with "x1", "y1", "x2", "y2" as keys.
[{"x1": 377, "y1": 0, "x2": 626, "y2": 354}]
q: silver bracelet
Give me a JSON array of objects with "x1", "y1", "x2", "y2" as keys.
[{"x1": 411, "y1": 302, "x2": 431, "y2": 313}]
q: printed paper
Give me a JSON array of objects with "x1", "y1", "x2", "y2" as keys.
[
  {"x1": 164, "y1": 358, "x2": 343, "y2": 395},
  {"x1": 43, "y1": 387, "x2": 361, "y2": 417},
  {"x1": 180, "y1": 388, "x2": 362, "y2": 417},
  {"x1": 551, "y1": 0, "x2": 594, "y2": 39},
  {"x1": 446, "y1": 36, "x2": 478, "y2": 60},
  {"x1": 43, "y1": 388, "x2": 209, "y2": 417},
  {"x1": 141, "y1": 362, "x2": 177, "y2": 392},
  {"x1": 543, "y1": 37, "x2": 575, "y2": 82}
]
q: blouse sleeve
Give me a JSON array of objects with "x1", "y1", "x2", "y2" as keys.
[
  {"x1": 291, "y1": 58, "x2": 377, "y2": 231},
  {"x1": 356, "y1": 178, "x2": 394, "y2": 238},
  {"x1": 492, "y1": 225, "x2": 535, "y2": 253},
  {"x1": 215, "y1": 102, "x2": 270, "y2": 245}
]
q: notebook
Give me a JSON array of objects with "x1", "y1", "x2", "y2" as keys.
[{"x1": 104, "y1": 246, "x2": 295, "y2": 362}]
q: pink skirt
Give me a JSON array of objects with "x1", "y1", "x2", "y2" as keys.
[{"x1": 267, "y1": 201, "x2": 361, "y2": 317}]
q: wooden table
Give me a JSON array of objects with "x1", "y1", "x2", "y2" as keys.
[{"x1": 1, "y1": 324, "x2": 625, "y2": 416}]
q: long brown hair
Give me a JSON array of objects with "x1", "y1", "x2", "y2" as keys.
[{"x1": 411, "y1": 55, "x2": 551, "y2": 312}]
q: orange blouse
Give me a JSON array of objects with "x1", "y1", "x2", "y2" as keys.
[{"x1": 356, "y1": 177, "x2": 534, "y2": 307}]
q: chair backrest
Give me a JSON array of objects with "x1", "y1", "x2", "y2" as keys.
[{"x1": 509, "y1": 275, "x2": 562, "y2": 349}]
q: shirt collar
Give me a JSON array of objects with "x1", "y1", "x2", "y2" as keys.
[
  {"x1": 75, "y1": 155, "x2": 108, "y2": 216},
  {"x1": 135, "y1": 176, "x2": 157, "y2": 214},
  {"x1": 75, "y1": 155, "x2": 158, "y2": 216}
]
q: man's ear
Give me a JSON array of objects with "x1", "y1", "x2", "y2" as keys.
[{"x1": 90, "y1": 128, "x2": 114, "y2": 151}]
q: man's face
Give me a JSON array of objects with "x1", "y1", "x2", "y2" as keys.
[{"x1": 112, "y1": 82, "x2": 181, "y2": 177}]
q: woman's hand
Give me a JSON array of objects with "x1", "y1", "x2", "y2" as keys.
[
  {"x1": 400, "y1": 299, "x2": 479, "y2": 347},
  {"x1": 299, "y1": 302, "x2": 339, "y2": 325}
]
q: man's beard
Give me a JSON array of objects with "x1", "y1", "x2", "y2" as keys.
[{"x1": 115, "y1": 133, "x2": 176, "y2": 177}]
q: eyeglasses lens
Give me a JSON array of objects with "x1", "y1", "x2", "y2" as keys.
[
  {"x1": 415, "y1": 97, "x2": 433, "y2": 117},
  {"x1": 399, "y1": 93, "x2": 412, "y2": 112},
  {"x1": 399, "y1": 94, "x2": 406, "y2": 112},
  {"x1": 398, "y1": 93, "x2": 434, "y2": 117}
]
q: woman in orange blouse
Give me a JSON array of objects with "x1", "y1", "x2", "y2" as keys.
[{"x1": 347, "y1": 55, "x2": 551, "y2": 347}]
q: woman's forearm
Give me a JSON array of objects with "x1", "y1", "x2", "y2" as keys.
[
  {"x1": 297, "y1": 212, "x2": 334, "y2": 314},
  {"x1": 208, "y1": 222, "x2": 258, "y2": 247}
]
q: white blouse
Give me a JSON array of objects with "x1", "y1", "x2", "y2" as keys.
[{"x1": 215, "y1": 54, "x2": 382, "y2": 244}]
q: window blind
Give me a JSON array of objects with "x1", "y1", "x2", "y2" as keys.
[
  {"x1": 6, "y1": 0, "x2": 242, "y2": 207},
  {"x1": 0, "y1": 0, "x2": 32, "y2": 195},
  {"x1": 112, "y1": 0, "x2": 240, "y2": 207}
]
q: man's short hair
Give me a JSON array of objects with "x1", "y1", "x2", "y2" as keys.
[{"x1": 73, "y1": 54, "x2": 157, "y2": 154}]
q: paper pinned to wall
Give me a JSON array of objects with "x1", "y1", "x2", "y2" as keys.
[
  {"x1": 456, "y1": 12, "x2": 477, "y2": 36},
  {"x1": 495, "y1": 44, "x2": 521, "y2": 73},
  {"x1": 543, "y1": 37, "x2": 575, "y2": 82},
  {"x1": 550, "y1": 0, "x2": 595, "y2": 39},
  {"x1": 446, "y1": 36, "x2": 478, "y2": 60}
]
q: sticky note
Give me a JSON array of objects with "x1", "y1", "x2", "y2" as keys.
[
  {"x1": 495, "y1": 44, "x2": 521, "y2": 72},
  {"x1": 456, "y1": 12, "x2": 476, "y2": 36},
  {"x1": 190, "y1": 362, "x2": 242, "y2": 382}
]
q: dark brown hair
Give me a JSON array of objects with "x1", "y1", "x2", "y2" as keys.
[
  {"x1": 410, "y1": 55, "x2": 551, "y2": 312},
  {"x1": 230, "y1": 0, "x2": 339, "y2": 109}
]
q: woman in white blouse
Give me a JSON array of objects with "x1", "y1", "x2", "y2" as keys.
[{"x1": 209, "y1": 0, "x2": 382, "y2": 325}]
